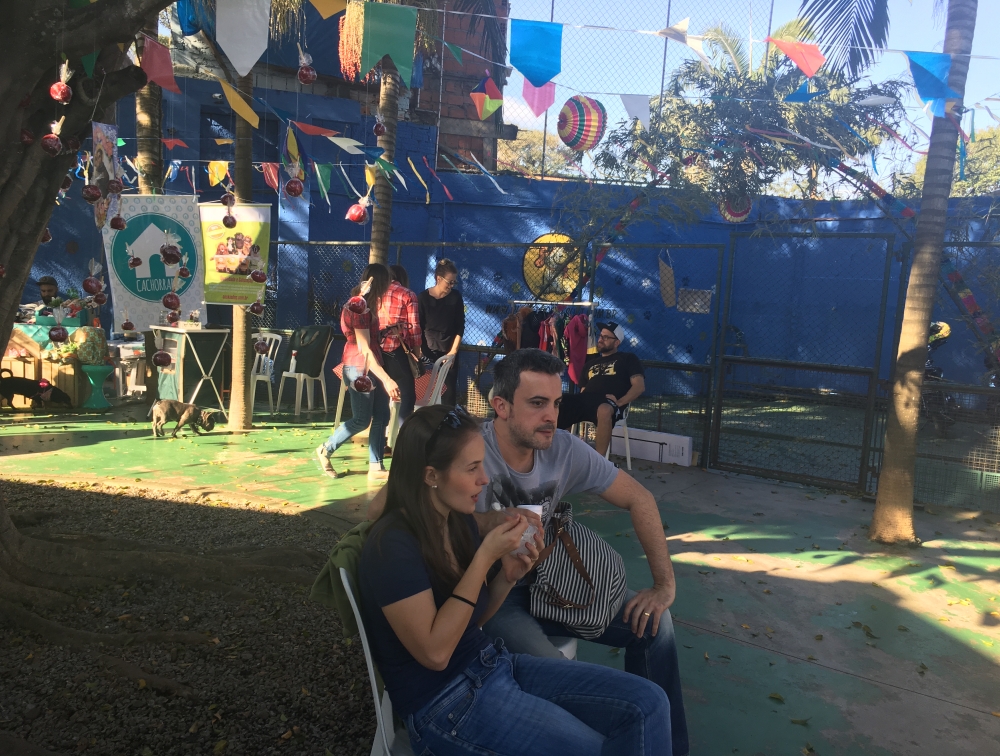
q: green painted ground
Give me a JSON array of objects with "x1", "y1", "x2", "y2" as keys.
[{"x1": 2, "y1": 404, "x2": 999, "y2": 755}]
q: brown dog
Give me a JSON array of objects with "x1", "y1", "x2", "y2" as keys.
[{"x1": 151, "y1": 399, "x2": 219, "y2": 438}]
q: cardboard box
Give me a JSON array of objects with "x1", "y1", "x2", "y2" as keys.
[
  {"x1": 2, "y1": 329, "x2": 42, "y2": 409},
  {"x1": 611, "y1": 427, "x2": 694, "y2": 467}
]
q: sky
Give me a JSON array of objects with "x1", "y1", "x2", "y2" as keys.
[{"x1": 498, "y1": 0, "x2": 1000, "y2": 179}]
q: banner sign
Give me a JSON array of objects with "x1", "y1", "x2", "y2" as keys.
[
  {"x1": 199, "y1": 203, "x2": 271, "y2": 305},
  {"x1": 101, "y1": 196, "x2": 206, "y2": 332},
  {"x1": 91, "y1": 122, "x2": 119, "y2": 229}
]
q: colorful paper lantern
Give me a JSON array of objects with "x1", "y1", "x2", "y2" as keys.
[{"x1": 557, "y1": 96, "x2": 607, "y2": 151}]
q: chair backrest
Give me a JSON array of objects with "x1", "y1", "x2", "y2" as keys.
[
  {"x1": 339, "y1": 567, "x2": 394, "y2": 756},
  {"x1": 282, "y1": 326, "x2": 333, "y2": 377},
  {"x1": 419, "y1": 353, "x2": 455, "y2": 406},
  {"x1": 251, "y1": 332, "x2": 282, "y2": 379}
]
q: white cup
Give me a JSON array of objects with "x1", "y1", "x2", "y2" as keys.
[{"x1": 512, "y1": 504, "x2": 543, "y2": 556}]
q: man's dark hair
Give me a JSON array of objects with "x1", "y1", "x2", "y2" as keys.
[{"x1": 493, "y1": 349, "x2": 564, "y2": 402}]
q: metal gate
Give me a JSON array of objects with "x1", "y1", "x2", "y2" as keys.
[{"x1": 710, "y1": 233, "x2": 897, "y2": 491}]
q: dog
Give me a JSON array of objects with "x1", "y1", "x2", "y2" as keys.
[
  {"x1": 151, "y1": 399, "x2": 219, "y2": 438},
  {"x1": 0, "y1": 369, "x2": 73, "y2": 409}
]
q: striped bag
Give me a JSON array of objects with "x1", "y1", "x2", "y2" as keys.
[{"x1": 529, "y1": 502, "x2": 628, "y2": 639}]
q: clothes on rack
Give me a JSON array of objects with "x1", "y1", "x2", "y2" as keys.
[{"x1": 566, "y1": 313, "x2": 589, "y2": 385}]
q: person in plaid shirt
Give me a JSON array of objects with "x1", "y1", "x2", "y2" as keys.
[
  {"x1": 316, "y1": 264, "x2": 400, "y2": 481},
  {"x1": 378, "y1": 265, "x2": 423, "y2": 421}
]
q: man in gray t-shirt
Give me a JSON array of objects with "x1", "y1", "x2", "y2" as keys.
[{"x1": 477, "y1": 349, "x2": 689, "y2": 756}]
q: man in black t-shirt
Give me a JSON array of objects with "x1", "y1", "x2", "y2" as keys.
[{"x1": 557, "y1": 321, "x2": 645, "y2": 456}]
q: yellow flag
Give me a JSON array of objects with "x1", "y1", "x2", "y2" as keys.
[
  {"x1": 215, "y1": 138, "x2": 234, "y2": 145},
  {"x1": 309, "y1": 0, "x2": 347, "y2": 19},
  {"x1": 365, "y1": 163, "x2": 377, "y2": 195},
  {"x1": 207, "y1": 161, "x2": 229, "y2": 187},
  {"x1": 217, "y1": 77, "x2": 259, "y2": 129}
]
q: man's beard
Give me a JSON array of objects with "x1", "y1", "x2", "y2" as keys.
[
  {"x1": 509, "y1": 411, "x2": 555, "y2": 450},
  {"x1": 599, "y1": 346, "x2": 613, "y2": 355}
]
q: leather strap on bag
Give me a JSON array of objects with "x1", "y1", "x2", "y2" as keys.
[{"x1": 535, "y1": 515, "x2": 596, "y2": 611}]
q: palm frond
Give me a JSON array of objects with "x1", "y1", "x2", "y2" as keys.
[
  {"x1": 703, "y1": 25, "x2": 748, "y2": 77},
  {"x1": 798, "y1": 0, "x2": 890, "y2": 77},
  {"x1": 451, "y1": 0, "x2": 507, "y2": 74}
]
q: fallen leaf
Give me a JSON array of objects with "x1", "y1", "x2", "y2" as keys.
[
  {"x1": 920, "y1": 663, "x2": 928, "y2": 670},
  {"x1": 807, "y1": 655, "x2": 817, "y2": 660},
  {"x1": 852, "y1": 621, "x2": 863, "y2": 628},
  {"x1": 898, "y1": 625, "x2": 908, "y2": 632},
  {"x1": 814, "y1": 635, "x2": 823, "y2": 641},
  {"x1": 938, "y1": 617, "x2": 950, "y2": 622},
  {"x1": 766, "y1": 627, "x2": 775, "y2": 633},
  {"x1": 683, "y1": 645, "x2": 693, "y2": 649},
  {"x1": 791, "y1": 718, "x2": 810, "y2": 726},
  {"x1": 741, "y1": 624, "x2": 750, "y2": 630},
  {"x1": 138, "y1": 679, "x2": 146, "y2": 689},
  {"x1": 281, "y1": 730, "x2": 292, "y2": 740},
  {"x1": 763, "y1": 589, "x2": 773, "y2": 594},
  {"x1": 769, "y1": 693, "x2": 785, "y2": 703},
  {"x1": 704, "y1": 652, "x2": 710, "y2": 661},
  {"x1": 991, "y1": 712, "x2": 1000, "y2": 718},
  {"x1": 301, "y1": 687, "x2": 310, "y2": 696}
]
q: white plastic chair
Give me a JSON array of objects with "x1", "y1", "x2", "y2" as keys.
[
  {"x1": 387, "y1": 354, "x2": 456, "y2": 448},
  {"x1": 606, "y1": 405, "x2": 632, "y2": 471},
  {"x1": 251, "y1": 332, "x2": 283, "y2": 414},
  {"x1": 339, "y1": 568, "x2": 416, "y2": 756},
  {"x1": 276, "y1": 336, "x2": 334, "y2": 416}
]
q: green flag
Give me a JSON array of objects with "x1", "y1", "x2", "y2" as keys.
[
  {"x1": 445, "y1": 42, "x2": 463, "y2": 65},
  {"x1": 314, "y1": 163, "x2": 332, "y2": 207},
  {"x1": 360, "y1": 3, "x2": 418, "y2": 86}
]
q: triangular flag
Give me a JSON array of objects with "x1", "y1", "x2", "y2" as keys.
[
  {"x1": 510, "y1": 20, "x2": 562, "y2": 87},
  {"x1": 262, "y1": 162, "x2": 280, "y2": 192},
  {"x1": 116, "y1": 138, "x2": 126, "y2": 147},
  {"x1": 216, "y1": 0, "x2": 270, "y2": 78},
  {"x1": 327, "y1": 136, "x2": 364, "y2": 155},
  {"x1": 445, "y1": 42, "x2": 463, "y2": 65},
  {"x1": 216, "y1": 77, "x2": 259, "y2": 128},
  {"x1": 856, "y1": 95, "x2": 896, "y2": 106},
  {"x1": 766, "y1": 37, "x2": 826, "y2": 78},
  {"x1": 365, "y1": 163, "x2": 377, "y2": 193},
  {"x1": 684, "y1": 35, "x2": 713, "y2": 67},
  {"x1": 375, "y1": 157, "x2": 397, "y2": 177},
  {"x1": 657, "y1": 17, "x2": 689, "y2": 44},
  {"x1": 207, "y1": 161, "x2": 229, "y2": 187},
  {"x1": 471, "y1": 75, "x2": 503, "y2": 120},
  {"x1": 360, "y1": 2, "x2": 418, "y2": 87},
  {"x1": 783, "y1": 81, "x2": 826, "y2": 103},
  {"x1": 81, "y1": 52, "x2": 97, "y2": 79},
  {"x1": 523, "y1": 79, "x2": 555, "y2": 117},
  {"x1": 905, "y1": 52, "x2": 960, "y2": 111},
  {"x1": 283, "y1": 127, "x2": 305, "y2": 179},
  {"x1": 411, "y1": 52, "x2": 424, "y2": 89},
  {"x1": 620, "y1": 94, "x2": 651, "y2": 131},
  {"x1": 309, "y1": 0, "x2": 346, "y2": 19},
  {"x1": 215, "y1": 138, "x2": 234, "y2": 145},
  {"x1": 314, "y1": 163, "x2": 332, "y2": 207},
  {"x1": 360, "y1": 146, "x2": 386, "y2": 160},
  {"x1": 291, "y1": 121, "x2": 340, "y2": 137},
  {"x1": 139, "y1": 35, "x2": 181, "y2": 94},
  {"x1": 162, "y1": 138, "x2": 188, "y2": 150}
]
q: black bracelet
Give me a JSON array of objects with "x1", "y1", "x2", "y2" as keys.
[{"x1": 449, "y1": 593, "x2": 477, "y2": 609}]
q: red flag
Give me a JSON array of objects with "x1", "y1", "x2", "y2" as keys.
[
  {"x1": 162, "y1": 138, "x2": 188, "y2": 150},
  {"x1": 262, "y1": 162, "x2": 280, "y2": 192},
  {"x1": 766, "y1": 37, "x2": 826, "y2": 78},
  {"x1": 140, "y1": 35, "x2": 181, "y2": 94},
  {"x1": 291, "y1": 121, "x2": 340, "y2": 137}
]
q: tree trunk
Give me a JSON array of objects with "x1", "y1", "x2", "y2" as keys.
[
  {"x1": 134, "y1": 18, "x2": 163, "y2": 194},
  {"x1": 370, "y1": 59, "x2": 400, "y2": 266},
  {"x1": 871, "y1": 0, "x2": 978, "y2": 543},
  {"x1": 0, "y1": 0, "x2": 174, "y2": 358},
  {"x1": 227, "y1": 73, "x2": 255, "y2": 432}
]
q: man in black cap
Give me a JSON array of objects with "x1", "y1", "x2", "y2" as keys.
[
  {"x1": 557, "y1": 321, "x2": 645, "y2": 456},
  {"x1": 35, "y1": 276, "x2": 59, "y2": 306}
]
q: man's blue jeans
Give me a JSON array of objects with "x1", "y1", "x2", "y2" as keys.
[
  {"x1": 482, "y1": 586, "x2": 689, "y2": 756},
  {"x1": 322, "y1": 366, "x2": 388, "y2": 466},
  {"x1": 406, "y1": 640, "x2": 671, "y2": 756}
]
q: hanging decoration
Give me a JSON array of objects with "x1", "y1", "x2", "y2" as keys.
[
  {"x1": 283, "y1": 126, "x2": 306, "y2": 179},
  {"x1": 765, "y1": 37, "x2": 826, "y2": 78},
  {"x1": 48, "y1": 307, "x2": 69, "y2": 344},
  {"x1": 423, "y1": 156, "x2": 453, "y2": 201},
  {"x1": 163, "y1": 138, "x2": 189, "y2": 150},
  {"x1": 91, "y1": 122, "x2": 119, "y2": 230},
  {"x1": 465, "y1": 152, "x2": 507, "y2": 195},
  {"x1": 216, "y1": 0, "x2": 271, "y2": 78},
  {"x1": 328, "y1": 136, "x2": 365, "y2": 155},
  {"x1": 261, "y1": 162, "x2": 280, "y2": 192},
  {"x1": 619, "y1": 94, "x2": 651, "y2": 131},
  {"x1": 857, "y1": 95, "x2": 896, "y2": 106},
  {"x1": 719, "y1": 197, "x2": 753, "y2": 223},
  {"x1": 346, "y1": 201, "x2": 369, "y2": 224},
  {"x1": 41, "y1": 118, "x2": 64, "y2": 157},
  {"x1": 558, "y1": 95, "x2": 607, "y2": 151},
  {"x1": 50, "y1": 62, "x2": 73, "y2": 104},
  {"x1": 207, "y1": 161, "x2": 229, "y2": 187},
  {"x1": 314, "y1": 162, "x2": 332, "y2": 208},
  {"x1": 445, "y1": 42, "x2": 463, "y2": 65},
  {"x1": 297, "y1": 45, "x2": 318, "y2": 85},
  {"x1": 783, "y1": 81, "x2": 826, "y2": 103},
  {"x1": 292, "y1": 120, "x2": 338, "y2": 137},
  {"x1": 655, "y1": 18, "x2": 712, "y2": 66},
  {"x1": 310, "y1": 0, "x2": 346, "y2": 19},
  {"x1": 358, "y1": 2, "x2": 418, "y2": 85},
  {"x1": 941, "y1": 258, "x2": 1000, "y2": 364},
  {"x1": 510, "y1": 20, "x2": 562, "y2": 88},
  {"x1": 470, "y1": 73, "x2": 503, "y2": 121},
  {"x1": 523, "y1": 80, "x2": 556, "y2": 117},
  {"x1": 408, "y1": 157, "x2": 431, "y2": 204},
  {"x1": 140, "y1": 35, "x2": 181, "y2": 94},
  {"x1": 285, "y1": 177, "x2": 304, "y2": 197},
  {"x1": 216, "y1": 77, "x2": 259, "y2": 129},
  {"x1": 905, "y1": 51, "x2": 959, "y2": 117},
  {"x1": 373, "y1": 117, "x2": 386, "y2": 137}
]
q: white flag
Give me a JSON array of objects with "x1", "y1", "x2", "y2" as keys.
[
  {"x1": 216, "y1": 0, "x2": 271, "y2": 78},
  {"x1": 620, "y1": 95, "x2": 651, "y2": 132}
]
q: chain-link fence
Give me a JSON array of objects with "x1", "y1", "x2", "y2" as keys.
[{"x1": 495, "y1": 0, "x2": 777, "y2": 178}]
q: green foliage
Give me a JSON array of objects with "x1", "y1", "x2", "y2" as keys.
[
  {"x1": 798, "y1": 0, "x2": 891, "y2": 77},
  {"x1": 591, "y1": 21, "x2": 908, "y2": 205},
  {"x1": 497, "y1": 130, "x2": 581, "y2": 178},
  {"x1": 903, "y1": 126, "x2": 1000, "y2": 198}
]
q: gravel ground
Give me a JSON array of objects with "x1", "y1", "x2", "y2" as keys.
[{"x1": 0, "y1": 479, "x2": 376, "y2": 756}]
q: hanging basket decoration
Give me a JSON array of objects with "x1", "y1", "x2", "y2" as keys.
[
  {"x1": 557, "y1": 96, "x2": 607, "y2": 151},
  {"x1": 49, "y1": 62, "x2": 73, "y2": 104},
  {"x1": 719, "y1": 196, "x2": 753, "y2": 223},
  {"x1": 346, "y1": 202, "x2": 369, "y2": 224}
]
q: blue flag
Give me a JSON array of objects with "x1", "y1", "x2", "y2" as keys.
[
  {"x1": 510, "y1": 20, "x2": 562, "y2": 88},
  {"x1": 906, "y1": 51, "x2": 960, "y2": 117}
]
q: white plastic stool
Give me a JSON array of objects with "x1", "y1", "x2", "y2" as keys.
[
  {"x1": 386, "y1": 354, "x2": 455, "y2": 448},
  {"x1": 276, "y1": 337, "x2": 334, "y2": 416}
]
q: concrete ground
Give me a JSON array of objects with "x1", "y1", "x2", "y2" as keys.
[{"x1": 2, "y1": 404, "x2": 998, "y2": 755}]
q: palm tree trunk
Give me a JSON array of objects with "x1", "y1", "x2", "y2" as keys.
[
  {"x1": 227, "y1": 73, "x2": 255, "y2": 432},
  {"x1": 370, "y1": 59, "x2": 399, "y2": 266},
  {"x1": 134, "y1": 18, "x2": 163, "y2": 194},
  {"x1": 871, "y1": 0, "x2": 978, "y2": 543}
]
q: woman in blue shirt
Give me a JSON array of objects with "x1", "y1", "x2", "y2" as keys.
[{"x1": 359, "y1": 404, "x2": 671, "y2": 755}]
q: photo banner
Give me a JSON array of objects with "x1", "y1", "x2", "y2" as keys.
[
  {"x1": 199, "y1": 203, "x2": 271, "y2": 306},
  {"x1": 92, "y1": 122, "x2": 119, "y2": 229},
  {"x1": 101, "y1": 196, "x2": 206, "y2": 332}
]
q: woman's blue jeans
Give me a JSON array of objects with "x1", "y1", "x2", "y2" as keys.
[
  {"x1": 406, "y1": 641, "x2": 671, "y2": 756},
  {"x1": 322, "y1": 366, "x2": 388, "y2": 466}
]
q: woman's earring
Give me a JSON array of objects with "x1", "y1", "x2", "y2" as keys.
[{"x1": 431, "y1": 485, "x2": 438, "y2": 488}]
